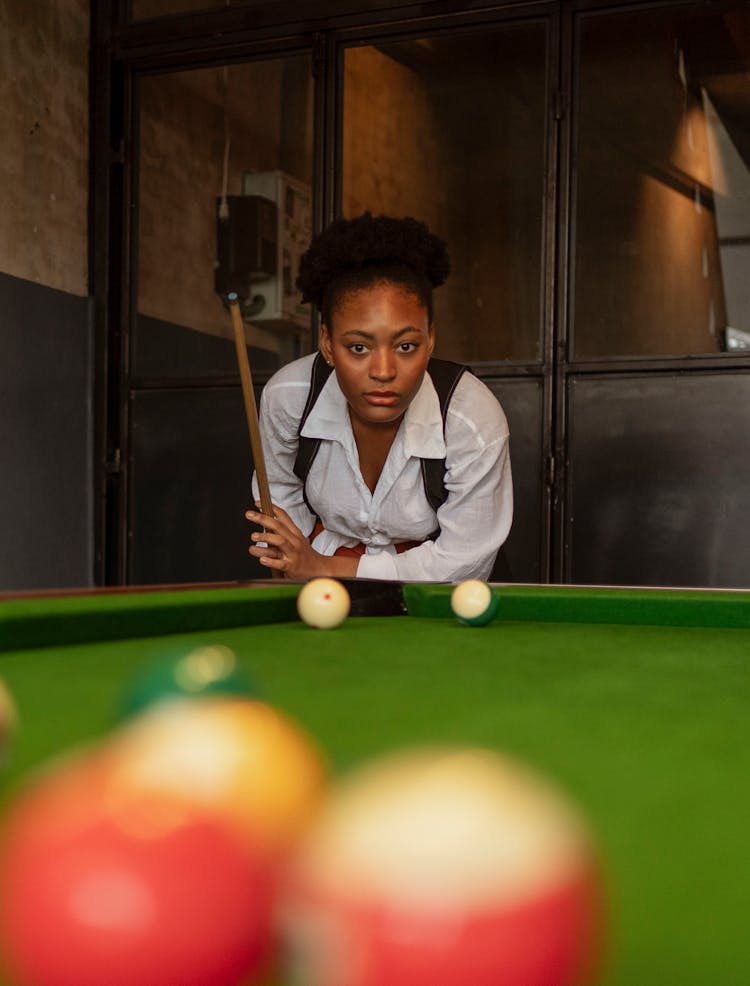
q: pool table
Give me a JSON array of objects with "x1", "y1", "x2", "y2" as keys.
[{"x1": 1, "y1": 580, "x2": 749, "y2": 985}]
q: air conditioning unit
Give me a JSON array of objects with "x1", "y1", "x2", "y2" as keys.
[
  {"x1": 240, "y1": 171, "x2": 312, "y2": 333},
  {"x1": 214, "y1": 195, "x2": 277, "y2": 299}
]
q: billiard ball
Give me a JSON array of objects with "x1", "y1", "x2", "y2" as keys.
[
  {"x1": 119, "y1": 644, "x2": 256, "y2": 720},
  {"x1": 0, "y1": 753, "x2": 275, "y2": 986},
  {"x1": 281, "y1": 748, "x2": 602, "y2": 986},
  {"x1": 297, "y1": 578, "x2": 351, "y2": 629},
  {"x1": 102, "y1": 697, "x2": 328, "y2": 860},
  {"x1": 450, "y1": 579, "x2": 500, "y2": 626},
  {"x1": 0, "y1": 676, "x2": 17, "y2": 764}
]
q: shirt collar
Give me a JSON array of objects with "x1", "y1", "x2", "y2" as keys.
[
  {"x1": 300, "y1": 370, "x2": 351, "y2": 443},
  {"x1": 402, "y1": 371, "x2": 446, "y2": 459},
  {"x1": 301, "y1": 367, "x2": 446, "y2": 459}
]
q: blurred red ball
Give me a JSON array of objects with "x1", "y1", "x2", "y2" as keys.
[
  {"x1": 0, "y1": 757, "x2": 275, "y2": 986},
  {"x1": 282, "y1": 748, "x2": 604, "y2": 986}
]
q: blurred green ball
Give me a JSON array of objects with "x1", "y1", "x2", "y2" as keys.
[{"x1": 119, "y1": 644, "x2": 257, "y2": 720}]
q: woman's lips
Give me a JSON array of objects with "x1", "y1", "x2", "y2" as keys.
[{"x1": 364, "y1": 391, "x2": 399, "y2": 406}]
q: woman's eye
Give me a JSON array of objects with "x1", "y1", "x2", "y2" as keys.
[
  {"x1": 349, "y1": 344, "x2": 367, "y2": 354},
  {"x1": 398, "y1": 342, "x2": 418, "y2": 353}
]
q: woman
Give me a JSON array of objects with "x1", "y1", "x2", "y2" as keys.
[{"x1": 246, "y1": 212, "x2": 512, "y2": 582}]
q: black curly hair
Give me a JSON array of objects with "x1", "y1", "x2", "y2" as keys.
[{"x1": 296, "y1": 213, "x2": 450, "y2": 326}]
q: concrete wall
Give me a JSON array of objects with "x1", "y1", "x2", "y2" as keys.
[
  {"x1": 0, "y1": 0, "x2": 88, "y2": 295},
  {"x1": 0, "y1": 0, "x2": 92, "y2": 591}
]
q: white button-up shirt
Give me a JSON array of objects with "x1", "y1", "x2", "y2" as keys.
[{"x1": 254, "y1": 353, "x2": 512, "y2": 582}]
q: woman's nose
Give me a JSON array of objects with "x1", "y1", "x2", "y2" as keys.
[{"x1": 369, "y1": 349, "x2": 396, "y2": 381}]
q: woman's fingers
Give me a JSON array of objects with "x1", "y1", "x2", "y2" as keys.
[
  {"x1": 257, "y1": 554, "x2": 286, "y2": 571},
  {"x1": 256, "y1": 500, "x2": 293, "y2": 522},
  {"x1": 246, "y1": 503, "x2": 321, "y2": 578},
  {"x1": 246, "y1": 507, "x2": 297, "y2": 539},
  {"x1": 248, "y1": 544, "x2": 281, "y2": 559},
  {"x1": 248, "y1": 501, "x2": 292, "y2": 523},
  {"x1": 250, "y1": 530, "x2": 287, "y2": 549}
]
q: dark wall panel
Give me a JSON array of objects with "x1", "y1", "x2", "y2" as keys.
[
  {"x1": 0, "y1": 272, "x2": 92, "y2": 591},
  {"x1": 486, "y1": 377, "x2": 544, "y2": 583},
  {"x1": 133, "y1": 314, "x2": 280, "y2": 381},
  {"x1": 129, "y1": 386, "x2": 264, "y2": 585},
  {"x1": 568, "y1": 372, "x2": 750, "y2": 588}
]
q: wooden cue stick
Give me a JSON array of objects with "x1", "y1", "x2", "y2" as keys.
[{"x1": 228, "y1": 293, "x2": 280, "y2": 577}]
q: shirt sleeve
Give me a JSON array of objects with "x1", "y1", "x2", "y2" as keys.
[
  {"x1": 251, "y1": 368, "x2": 317, "y2": 538},
  {"x1": 356, "y1": 377, "x2": 513, "y2": 583}
]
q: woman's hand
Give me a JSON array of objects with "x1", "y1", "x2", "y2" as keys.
[{"x1": 246, "y1": 503, "x2": 357, "y2": 580}]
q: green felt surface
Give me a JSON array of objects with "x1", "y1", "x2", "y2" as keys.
[{"x1": 1, "y1": 586, "x2": 749, "y2": 984}]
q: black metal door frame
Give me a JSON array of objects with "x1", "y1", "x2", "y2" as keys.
[{"x1": 91, "y1": 0, "x2": 750, "y2": 586}]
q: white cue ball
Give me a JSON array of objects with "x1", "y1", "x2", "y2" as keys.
[
  {"x1": 297, "y1": 578, "x2": 351, "y2": 629},
  {"x1": 451, "y1": 579, "x2": 500, "y2": 626}
]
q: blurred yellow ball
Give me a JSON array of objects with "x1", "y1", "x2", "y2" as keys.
[{"x1": 101, "y1": 698, "x2": 328, "y2": 859}]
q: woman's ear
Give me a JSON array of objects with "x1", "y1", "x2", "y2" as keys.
[{"x1": 319, "y1": 324, "x2": 334, "y2": 366}]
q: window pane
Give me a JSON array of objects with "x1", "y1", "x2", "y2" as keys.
[
  {"x1": 343, "y1": 25, "x2": 548, "y2": 363},
  {"x1": 136, "y1": 58, "x2": 314, "y2": 379},
  {"x1": 573, "y1": 5, "x2": 750, "y2": 358}
]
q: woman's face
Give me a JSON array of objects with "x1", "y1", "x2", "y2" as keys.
[{"x1": 320, "y1": 282, "x2": 434, "y2": 429}]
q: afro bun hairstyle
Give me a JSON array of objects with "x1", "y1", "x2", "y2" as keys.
[{"x1": 296, "y1": 213, "x2": 450, "y2": 325}]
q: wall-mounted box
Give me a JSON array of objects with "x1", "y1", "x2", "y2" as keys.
[
  {"x1": 214, "y1": 195, "x2": 277, "y2": 299},
  {"x1": 241, "y1": 171, "x2": 312, "y2": 332}
]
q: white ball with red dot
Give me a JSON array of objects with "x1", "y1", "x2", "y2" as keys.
[
  {"x1": 451, "y1": 580, "x2": 499, "y2": 626},
  {"x1": 297, "y1": 578, "x2": 351, "y2": 629}
]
